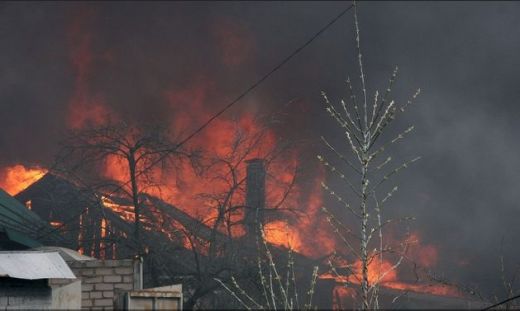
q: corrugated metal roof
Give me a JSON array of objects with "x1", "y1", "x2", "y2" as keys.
[
  {"x1": 0, "y1": 251, "x2": 76, "y2": 279},
  {"x1": 0, "y1": 188, "x2": 44, "y2": 227},
  {"x1": 4, "y1": 228, "x2": 42, "y2": 248},
  {"x1": 0, "y1": 188, "x2": 52, "y2": 247}
]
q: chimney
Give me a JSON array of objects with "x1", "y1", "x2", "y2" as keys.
[{"x1": 244, "y1": 158, "x2": 266, "y2": 240}]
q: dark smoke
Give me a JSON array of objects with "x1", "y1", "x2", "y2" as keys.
[{"x1": 1, "y1": 1, "x2": 519, "y2": 297}]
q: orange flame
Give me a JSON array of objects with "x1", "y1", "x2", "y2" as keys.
[
  {"x1": 100, "y1": 111, "x2": 310, "y2": 248},
  {"x1": 263, "y1": 221, "x2": 304, "y2": 251},
  {"x1": 0, "y1": 164, "x2": 47, "y2": 196},
  {"x1": 320, "y1": 232, "x2": 460, "y2": 300}
]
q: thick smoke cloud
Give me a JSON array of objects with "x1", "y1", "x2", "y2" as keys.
[{"x1": 1, "y1": 1, "x2": 519, "y2": 295}]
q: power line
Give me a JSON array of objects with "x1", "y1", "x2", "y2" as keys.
[
  {"x1": 175, "y1": 4, "x2": 354, "y2": 148},
  {"x1": 107, "y1": 3, "x2": 355, "y2": 194},
  {"x1": 37, "y1": 4, "x2": 354, "y2": 240},
  {"x1": 482, "y1": 293, "x2": 520, "y2": 310}
]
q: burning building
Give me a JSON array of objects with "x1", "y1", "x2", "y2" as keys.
[
  {"x1": 0, "y1": 154, "x2": 485, "y2": 309},
  {"x1": 9, "y1": 158, "x2": 333, "y2": 308}
]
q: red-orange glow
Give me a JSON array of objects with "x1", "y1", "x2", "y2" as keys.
[
  {"x1": 291, "y1": 172, "x2": 337, "y2": 257},
  {"x1": 319, "y1": 257, "x2": 396, "y2": 286},
  {"x1": 406, "y1": 232, "x2": 439, "y2": 268},
  {"x1": 383, "y1": 281, "x2": 461, "y2": 297},
  {"x1": 320, "y1": 232, "x2": 452, "y2": 297},
  {"x1": 99, "y1": 108, "x2": 312, "y2": 250},
  {"x1": 333, "y1": 286, "x2": 357, "y2": 310},
  {"x1": 100, "y1": 218, "x2": 107, "y2": 258},
  {"x1": 0, "y1": 165, "x2": 47, "y2": 196},
  {"x1": 320, "y1": 253, "x2": 461, "y2": 299},
  {"x1": 50, "y1": 221, "x2": 63, "y2": 228},
  {"x1": 66, "y1": 7, "x2": 113, "y2": 129},
  {"x1": 101, "y1": 196, "x2": 134, "y2": 222},
  {"x1": 320, "y1": 230, "x2": 460, "y2": 298},
  {"x1": 263, "y1": 221, "x2": 304, "y2": 251},
  {"x1": 102, "y1": 155, "x2": 129, "y2": 184}
]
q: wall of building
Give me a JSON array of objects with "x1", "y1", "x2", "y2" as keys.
[
  {"x1": 51, "y1": 258, "x2": 142, "y2": 310},
  {"x1": 0, "y1": 278, "x2": 52, "y2": 309},
  {"x1": 51, "y1": 279, "x2": 82, "y2": 309}
]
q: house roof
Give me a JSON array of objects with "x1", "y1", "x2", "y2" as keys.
[
  {"x1": 0, "y1": 188, "x2": 47, "y2": 231},
  {"x1": 0, "y1": 251, "x2": 76, "y2": 279},
  {"x1": 0, "y1": 188, "x2": 55, "y2": 248},
  {"x1": 2, "y1": 227, "x2": 41, "y2": 248}
]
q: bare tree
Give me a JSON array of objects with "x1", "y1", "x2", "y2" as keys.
[
  {"x1": 53, "y1": 122, "x2": 196, "y2": 255},
  {"x1": 215, "y1": 222, "x2": 319, "y2": 311},
  {"x1": 319, "y1": 2, "x2": 420, "y2": 309},
  {"x1": 177, "y1": 115, "x2": 302, "y2": 309}
]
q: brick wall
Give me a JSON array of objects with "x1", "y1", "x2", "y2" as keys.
[{"x1": 53, "y1": 259, "x2": 142, "y2": 310}]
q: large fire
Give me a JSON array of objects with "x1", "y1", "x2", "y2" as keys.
[
  {"x1": 320, "y1": 231, "x2": 461, "y2": 306},
  {"x1": 0, "y1": 8, "x2": 462, "y2": 305},
  {"x1": 92, "y1": 106, "x2": 461, "y2": 300},
  {"x1": 0, "y1": 126, "x2": 458, "y2": 301},
  {"x1": 321, "y1": 257, "x2": 460, "y2": 297},
  {"x1": 99, "y1": 111, "x2": 311, "y2": 245},
  {"x1": 0, "y1": 164, "x2": 47, "y2": 196}
]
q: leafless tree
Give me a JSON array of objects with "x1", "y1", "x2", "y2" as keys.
[
  {"x1": 178, "y1": 115, "x2": 303, "y2": 309},
  {"x1": 319, "y1": 2, "x2": 420, "y2": 309},
  {"x1": 51, "y1": 113, "x2": 309, "y2": 308},
  {"x1": 215, "y1": 222, "x2": 319, "y2": 311},
  {"x1": 53, "y1": 122, "x2": 197, "y2": 255}
]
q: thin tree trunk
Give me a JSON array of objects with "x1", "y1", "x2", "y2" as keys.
[
  {"x1": 361, "y1": 160, "x2": 370, "y2": 309},
  {"x1": 128, "y1": 152, "x2": 141, "y2": 255}
]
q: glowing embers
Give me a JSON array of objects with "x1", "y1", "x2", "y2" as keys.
[
  {"x1": 262, "y1": 221, "x2": 303, "y2": 251},
  {"x1": 101, "y1": 196, "x2": 135, "y2": 222},
  {"x1": 50, "y1": 221, "x2": 64, "y2": 228}
]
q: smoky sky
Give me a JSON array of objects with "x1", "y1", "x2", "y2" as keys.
[{"x1": 1, "y1": 1, "x2": 520, "y2": 297}]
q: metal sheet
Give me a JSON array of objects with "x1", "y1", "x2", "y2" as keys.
[{"x1": 0, "y1": 251, "x2": 76, "y2": 279}]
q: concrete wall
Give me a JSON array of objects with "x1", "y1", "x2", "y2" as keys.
[
  {"x1": 115, "y1": 284, "x2": 183, "y2": 310},
  {"x1": 0, "y1": 278, "x2": 52, "y2": 309},
  {"x1": 51, "y1": 258, "x2": 142, "y2": 310},
  {"x1": 51, "y1": 279, "x2": 82, "y2": 309}
]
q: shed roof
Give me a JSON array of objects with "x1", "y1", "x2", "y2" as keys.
[
  {"x1": 0, "y1": 188, "x2": 46, "y2": 229},
  {"x1": 0, "y1": 188, "x2": 53, "y2": 248},
  {"x1": 0, "y1": 251, "x2": 76, "y2": 279}
]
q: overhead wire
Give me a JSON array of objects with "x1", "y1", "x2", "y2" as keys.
[{"x1": 36, "y1": 3, "x2": 355, "y2": 241}]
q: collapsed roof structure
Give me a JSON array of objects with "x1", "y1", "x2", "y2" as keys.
[
  {"x1": 10, "y1": 160, "x2": 330, "y2": 309},
  {"x1": 1, "y1": 160, "x2": 485, "y2": 309}
]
